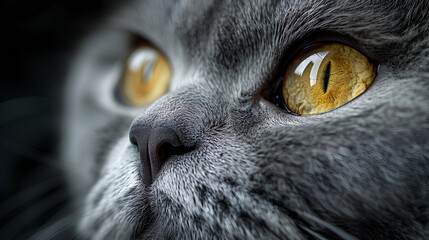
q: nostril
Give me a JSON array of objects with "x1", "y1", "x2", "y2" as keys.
[
  {"x1": 129, "y1": 126, "x2": 195, "y2": 186},
  {"x1": 157, "y1": 142, "x2": 195, "y2": 163}
]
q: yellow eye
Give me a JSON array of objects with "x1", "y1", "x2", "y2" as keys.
[
  {"x1": 282, "y1": 43, "x2": 376, "y2": 115},
  {"x1": 121, "y1": 45, "x2": 172, "y2": 106}
]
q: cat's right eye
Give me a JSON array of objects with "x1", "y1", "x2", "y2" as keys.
[
  {"x1": 280, "y1": 43, "x2": 377, "y2": 115},
  {"x1": 120, "y1": 44, "x2": 172, "y2": 106}
]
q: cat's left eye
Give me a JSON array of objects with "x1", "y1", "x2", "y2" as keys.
[{"x1": 120, "y1": 44, "x2": 172, "y2": 106}]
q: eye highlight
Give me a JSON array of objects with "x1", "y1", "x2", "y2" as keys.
[
  {"x1": 120, "y1": 45, "x2": 172, "y2": 106},
  {"x1": 282, "y1": 43, "x2": 376, "y2": 115}
]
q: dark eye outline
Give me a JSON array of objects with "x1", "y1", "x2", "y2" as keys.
[
  {"x1": 272, "y1": 84, "x2": 301, "y2": 116},
  {"x1": 263, "y1": 31, "x2": 379, "y2": 116}
]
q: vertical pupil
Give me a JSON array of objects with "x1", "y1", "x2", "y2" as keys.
[{"x1": 323, "y1": 61, "x2": 331, "y2": 93}]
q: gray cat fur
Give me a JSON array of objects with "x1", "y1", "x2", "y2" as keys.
[{"x1": 62, "y1": 0, "x2": 429, "y2": 239}]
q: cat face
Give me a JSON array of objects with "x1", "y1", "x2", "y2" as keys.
[{"x1": 63, "y1": 0, "x2": 429, "y2": 239}]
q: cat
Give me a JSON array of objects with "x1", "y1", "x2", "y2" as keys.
[{"x1": 61, "y1": 0, "x2": 429, "y2": 239}]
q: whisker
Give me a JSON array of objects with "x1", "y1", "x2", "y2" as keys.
[
  {"x1": 0, "y1": 136, "x2": 67, "y2": 171},
  {"x1": 65, "y1": 230, "x2": 82, "y2": 240},
  {"x1": 0, "y1": 177, "x2": 62, "y2": 219},
  {"x1": 0, "y1": 97, "x2": 51, "y2": 127},
  {"x1": 28, "y1": 203, "x2": 72, "y2": 238},
  {"x1": 30, "y1": 211, "x2": 77, "y2": 240},
  {"x1": 295, "y1": 210, "x2": 358, "y2": 240},
  {"x1": 0, "y1": 188, "x2": 68, "y2": 239},
  {"x1": 299, "y1": 225, "x2": 329, "y2": 240}
]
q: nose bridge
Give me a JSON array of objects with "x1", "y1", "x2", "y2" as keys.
[{"x1": 131, "y1": 86, "x2": 226, "y2": 145}]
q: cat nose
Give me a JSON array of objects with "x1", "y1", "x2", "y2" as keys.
[{"x1": 129, "y1": 127, "x2": 192, "y2": 186}]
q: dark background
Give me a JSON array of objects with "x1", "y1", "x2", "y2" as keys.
[{"x1": 0, "y1": 1, "x2": 118, "y2": 239}]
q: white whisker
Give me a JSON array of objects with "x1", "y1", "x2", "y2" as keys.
[
  {"x1": 295, "y1": 210, "x2": 358, "y2": 240},
  {"x1": 0, "y1": 188, "x2": 68, "y2": 239},
  {"x1": 30, "y1": 213, "x2": 77, "y2": 240},
  {"x1": 0, "y1": 177, "x2": 62, "y2": 219},
  {"x1": 300, "y1": 225, "x2": 329, "y2": 240},
  {"x1": 0, "y1": 137, "x2": 67, "y2": 171}
]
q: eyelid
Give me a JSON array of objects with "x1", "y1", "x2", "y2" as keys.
[{"x1": 281, "y1": 32, "x2": 378, "y2": 70}]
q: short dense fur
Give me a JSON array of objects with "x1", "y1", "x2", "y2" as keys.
[{"x1": 63, "y1": 0, "x2": 429, "y2": 239}]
